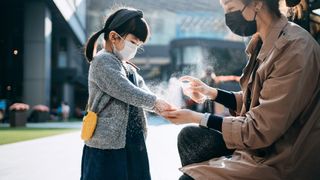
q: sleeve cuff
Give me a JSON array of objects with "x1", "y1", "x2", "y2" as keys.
[
  {"x1": 221, "y1": 116, "x2": 243, "y2": 149},
  {"x1": 199, "y1": 114, "x2": 223, "y2": 132},
  {"x1": 199, "y1": 113, "x2": 210, "y2": 127}
]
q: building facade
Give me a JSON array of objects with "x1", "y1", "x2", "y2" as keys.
[{"x1": 0, "y1": 0, "x2": 87, "y2": 117}]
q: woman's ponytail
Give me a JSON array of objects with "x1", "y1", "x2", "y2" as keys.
[{"x1": 85, "y1": 29, "x2": 104, "y2": 62}]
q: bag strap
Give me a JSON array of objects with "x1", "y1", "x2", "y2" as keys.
[
  {"x1": 96, "y1": 97, "x2": 114, "y2": 115},
  {"x1": 85, "y1": 96, "x2": 114, "y2": 114}
]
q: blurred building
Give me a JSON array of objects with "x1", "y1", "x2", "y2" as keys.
[
  {"x1": 86, "y1": 0, "x2": 320, "y2": 82},
  {"x1": 0, "y1": 0, "x2": 88, "y2": 115}
]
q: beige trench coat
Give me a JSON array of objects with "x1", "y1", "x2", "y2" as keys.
[{"x1": 181, "y1": 16, "x2": 320, "y2": 180}]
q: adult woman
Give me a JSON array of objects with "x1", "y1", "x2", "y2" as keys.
[
  {"x1": 81, "y1": 7, "x2": 174, "y2": 180},
  {"x1": 162, "y1": 0, "x2": 320, "y2": 179}
]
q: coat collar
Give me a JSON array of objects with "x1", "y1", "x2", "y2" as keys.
[{"x1": 245, "y1": 15, "x2": 289, "y2": 62}]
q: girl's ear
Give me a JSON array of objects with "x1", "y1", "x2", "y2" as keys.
[{"x1": 109, "y1": 31, "x2": 117, "y2": 43}]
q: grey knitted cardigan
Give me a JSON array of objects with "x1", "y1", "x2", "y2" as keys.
[{"x1": 84, "y1": 49, "x2": 157, "y2": 149}]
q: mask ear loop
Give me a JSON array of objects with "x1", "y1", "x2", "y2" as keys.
[
  {"x1": 242, "y1": 3, "x2": 258, "y2": 21},
  {"x1": 111, "y1": 31, "x2": 125, "y2": 55},
  {"x1": 112, "y1": 32, "x2": 124, "y2": 41},
  {"x1": 253, "y1": 11, "x2": 257, "y2": 20},
  {"x1": 241, "y1": 4, "x2": 248, "y2": 12}
]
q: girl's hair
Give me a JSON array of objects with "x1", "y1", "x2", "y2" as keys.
[
  {"x1": 243, "y1": 0, "x2": 281, "y2": 18},
  {"x1": 85, "y1": 8, "x2": 150, "y2": 62}
]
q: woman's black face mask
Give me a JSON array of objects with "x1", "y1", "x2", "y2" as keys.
[{"x1": 225, "y1": 4, "x2": 257, "y2": 37}]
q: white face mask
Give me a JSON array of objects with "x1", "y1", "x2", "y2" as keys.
[{"x1": 112, "y1": 33, "x2": 138, "y2": 61}]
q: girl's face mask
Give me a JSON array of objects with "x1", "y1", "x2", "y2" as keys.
[
  {"x1": 225, "y1": 4, "x2": 257, "y2": 37},
  {"x1": 112, "y1": 33, "x2": 138, "y2": 61}
]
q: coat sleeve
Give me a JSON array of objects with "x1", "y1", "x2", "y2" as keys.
[
  {"x1": 89, "y1": 54, "x2": 156, "y2": 110},
  {"x1": 222, "y1": 39, "x2": 311, "y2": 149},
  {"x1": 136, "y1": 70, "x2": 157, "y2": 113},
  {"x1": 136, "y1": 72, "x2": 153, "y2": 94}
]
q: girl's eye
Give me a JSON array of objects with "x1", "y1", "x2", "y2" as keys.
[{"x1": 131, "y1": 41, "x2": 141, "y2": 46}]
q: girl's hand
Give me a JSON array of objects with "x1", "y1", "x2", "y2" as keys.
[
  {"x1": 154, "y1": 98, "x2": 177, "y2": 114},
  {"x1": 160, "y1": 109, "x2": 203, "y2": 125},
  {"x1": 179, "y1": 76, "x2": 217, "y2": 103}
]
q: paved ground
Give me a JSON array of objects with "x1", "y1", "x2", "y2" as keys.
[
  {"x1": 0, "y1": 116, "x2": 188, "y2": 180},
  {"x1": 0, "y1": 121, "x2": 82, "y2": 129}
]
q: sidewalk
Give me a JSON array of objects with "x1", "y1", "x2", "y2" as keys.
[
  {"x1": 0, "y1": 121, "x2": 82, "y2": 129},
  {"x1": 0, "y1": 116, "x2": 186, "y2": 180}
]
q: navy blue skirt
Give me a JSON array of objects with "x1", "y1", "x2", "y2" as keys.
[{"x1": 80, "y1": 105, "x2": 151, "y2": 180}]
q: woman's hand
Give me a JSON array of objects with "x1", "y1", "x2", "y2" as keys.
[
  {"x1": 160, "y1": 109, "x2": 203, "y2": 125},
  {"x1": 179, "y1": 76, "x2": 218, "y2": 103},
  {"x1": 154, "y1": 98, "x2": 177, "y2": 114}
]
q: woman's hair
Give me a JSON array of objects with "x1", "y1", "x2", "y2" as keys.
[
  {"x1": 243, "y1": 0, "x2": 282, "y2": 18},
  {"x1": 85, "y1": 8, "x2": 150, "y2": 62}
]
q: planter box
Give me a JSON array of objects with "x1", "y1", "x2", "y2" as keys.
[
  {"x1": 10, "y1": 111, "x2": 28, "y2": 127},
  {"x1": 29, "y1": 111, "x2": 50, "y2": 122}
]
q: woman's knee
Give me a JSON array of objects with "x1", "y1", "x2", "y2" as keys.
[
  {"x1": 177, "y1": 126, "x2": 229, "y2": 154},
  {"x1": 177, "y1": 126, "x2": 200, "y2": 145},
  {"x1": 178, "y1": 125, "x2": 217, "y2": 143}
]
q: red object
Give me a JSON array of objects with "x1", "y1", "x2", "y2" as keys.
[{"x1": 9, "y1": 103, "x2": 30, "y2": 111}]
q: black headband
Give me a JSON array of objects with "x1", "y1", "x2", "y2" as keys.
[{"x1": 107, "y1": 9, "x2": 143, "y2": 31}]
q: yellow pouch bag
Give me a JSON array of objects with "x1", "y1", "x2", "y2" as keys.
[
  {"x1": 81, "y1": 97, "x2": 114, "y2": 141},
  {"x1": 81, "y1": 111, "x2": 98, "y2": 141}
]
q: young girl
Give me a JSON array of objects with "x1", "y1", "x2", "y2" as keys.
[{"x1": 81, "y1": 7, "x2": 173, "y2": 180}]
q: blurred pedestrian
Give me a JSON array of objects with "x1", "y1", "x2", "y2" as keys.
[
  {"x1": 200, "y1": 66, "x2": 216, "y2": 113},
  {"x1": 200, "y1": 66, "x2": 216, "y2": 88},
  {"x1": 61, "y1": 101, "x2": 70, "y2": 121}
]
